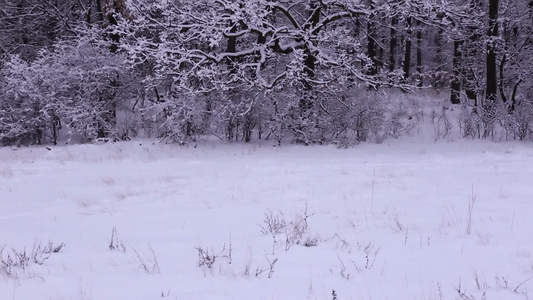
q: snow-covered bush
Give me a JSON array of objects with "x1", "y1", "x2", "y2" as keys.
[
  {"x1": 0, "y1": 56, "x2": 52, "y2": 146},
  {"x1": 0, "y1": 30, "x2": 138, "y2": 145},
  {"x1": 498, "y1": 99, "x2": 533, "y2": 141}
]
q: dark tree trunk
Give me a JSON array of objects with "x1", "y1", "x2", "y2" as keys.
[
  {"x1": 303, "y1": 1, "x2": 320, "y2": 79},
  {"x1": 367, "y1": 20, "x2": 377, "y2": 75},
  {"x1": 450, "y1": 40, "x2": 462, "y2": 104},
  {"x1": 354, "y1": 17, "x2": 361, "y2": 37},
  {"x1": 366, "y1": 1, "x2": 378, "y2": 76},
  {"x1": 300, "y1": 1, "x2": 321, "y2": 111},
  {"x1": 464, "y1": 39, "x2": 479, "y2": 106},
  {"x1": 51, "y1": 113, "x2": 61, "y2": 145},
  {"x1": 389, "y1": 16, "x2": 397, "y2": 72},
  {"x1": 403, "y1": 17, "x2": 412, "y2": 80},
  {"x1": 366, "y1": 20, "x2": 378, "y2": 75},
  {"x1": 485, "y1": 0, "x2": 499, "y2": 105},
  {"x1": 107, "y1": 1, "x2": 125, "y2": 53},
  {"x1": 96, "y1": 0, "x2": 103, "y2": 22},
  {"x1": 510, "y1": 79, "x2": 521, "y2": 112},
  {"x1": 225, "y1": 23, "x2": 239, "y2": 141},
  {"x1": 303, "y1": 47, "x2": 316, "y2": 81},
  {"x1": 257, "y1": 31, "x2": 266, "y2": 45},
  {"x1": 226, "y1": 24, "x2": 237, "y2": 74},
  {"x1": 464, "y1": 0, "x2": 482, "y2": 107},
  {"x1": 106, "y1": 1, "x2": 123, "y2": 131},
  {"x1": 86, "y1": 0, "x2": 93, "y2": 24},
  {"x1": 416, "y1": 20, "x2": 422, "y2": 87},
  {"x1": 499, "y1": 54, "x2": 507, "y2": 103}
]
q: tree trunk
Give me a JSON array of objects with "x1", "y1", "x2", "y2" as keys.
[
  {"x1": 226, "y1": 24, "x2": 237, "y2": 74},
  {"x1": 366, "y1": 1, "x2": 378, "y2": 76},
  {"x1": 389, "y1": 16, "x2": 397, "y2": 72},
  {"x1": 108, "y1": 1, "x2": 123, "y2": 53},
  {"x1": 86, "y1": 0, "x2": 93, "y2": 24},
  {"x1": 300, "y1": 0, "x2": 320, "y2": 111},
  {"x1": 354, "y1": 17, "x2": 361, "y2": 37},
  {"x1": 485, "y1": 0, "x2": 499, "y2": 105},
  {"x1": 225, "y1": 23, "x2": 238, "y2": 141},
  {"x1": 464, "y1": 0, "x2": 482, "y2": 107},
  {"x1": 416, "y1": 20, "x2": 422, "y2": 87},
  {"x1": 403, "y1": 17, "x2": 412, "y2": 80},
  {"x1": 450, "y1": 40, "x2": 462, "y2": 104},
  {"x1": 464, "y1": 39, "x2": 479, "y2": 106},
  {"x1": 499, "y1": 53, "x2": 507, "y2": 103},
  {"x1": 96, "y1": 0, "x2": 103, "y2": 22},
  {"x1": 303, "y1": 1, "x2": 320, "y2": 79},
  {"x1": 51, "y1": 113, "x2": 61, "y2": 145}
]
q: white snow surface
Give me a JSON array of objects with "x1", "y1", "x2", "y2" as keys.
[{"x1": 1, "y1": 138, "x2": 532, "y2": 300}]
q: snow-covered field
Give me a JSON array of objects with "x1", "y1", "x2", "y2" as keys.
[{"x1": 1, "y1": 136, "x2": 533, "y2": 299}]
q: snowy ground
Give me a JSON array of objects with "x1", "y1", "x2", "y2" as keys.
[{"x1": 1, "y1": 133, "x2": 533, "y2": 299}]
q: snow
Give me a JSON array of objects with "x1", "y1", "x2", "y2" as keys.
[{"x1": 1, "y1": 138, "x2": 532, "y2": 300}]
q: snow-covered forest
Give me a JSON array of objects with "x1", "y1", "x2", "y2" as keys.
[
  {"x1": 2, "y1": 2, "x2": 533, "y2": 300},
  {"x1": 1, "y1": 0, "x2": 532, "y2": 146}
]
